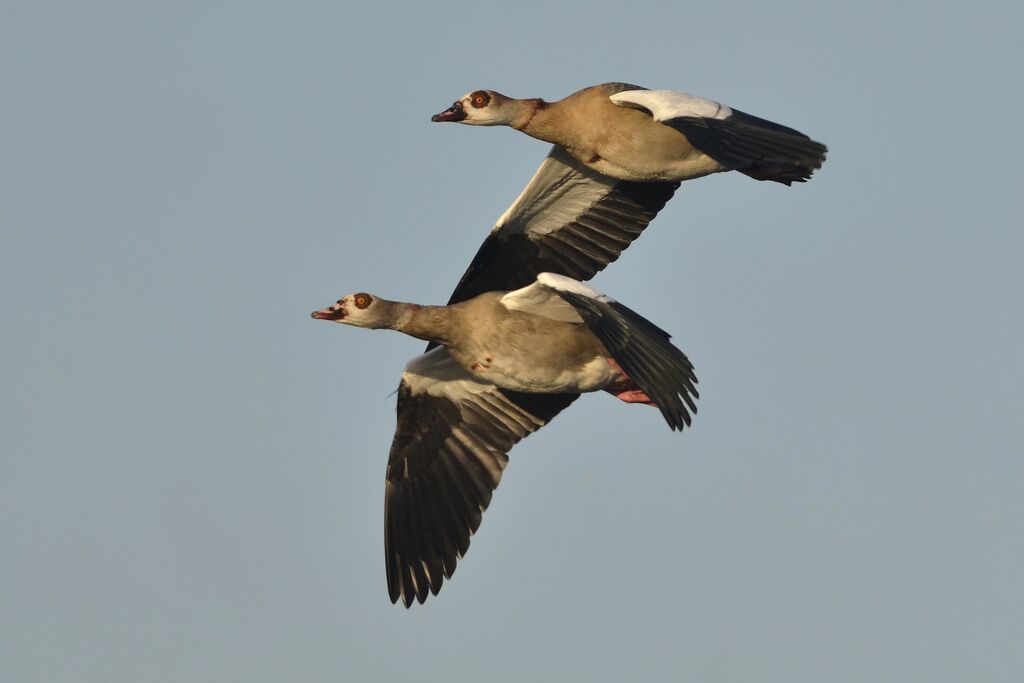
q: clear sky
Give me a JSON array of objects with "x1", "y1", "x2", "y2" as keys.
[{"x1": 3, "y1": 1, "x2": 1022, "y2": 681}]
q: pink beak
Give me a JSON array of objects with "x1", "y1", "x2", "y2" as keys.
[
  {"x1": 431, "y1": 101, "x2": 467, "y2": 123},
  {"x1": 311, "y1": 303, "x2": 345, "y2": 320}
]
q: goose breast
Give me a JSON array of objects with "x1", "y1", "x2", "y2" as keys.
[{"x1": 445, "y1": 293, "x2": 618, "y2": 394}]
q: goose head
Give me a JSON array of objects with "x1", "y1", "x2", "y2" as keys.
[
  {"x1": 311, "y1": 292, "x2": 392, "y2": 329},
  {"x1": 431, "y1": 89, "x2": 517, "y2": 126}
]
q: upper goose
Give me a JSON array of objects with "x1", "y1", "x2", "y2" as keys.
[
  {"x1": 312, "y1": 273, "x2": 699, "y2": 606},
  {"x1": 432, "y1": 82, "x2": 828, "y2": 185},
  {"x1": 315, "y1": 146, "x2": 681, "y2": 607}
]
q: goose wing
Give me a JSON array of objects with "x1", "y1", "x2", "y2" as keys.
[
  {"x1": 610, "y1": 89, "x2": 827, "y2": 184},
  {"x1": 445, "y1": 145, "x2": 679, "y2": 306},
  {"x1": 385, "y1": 347, "x2": 578, "y2": 607},
  {"x1": 504, "y1": 273, "x2": 699, "y2": 431}
]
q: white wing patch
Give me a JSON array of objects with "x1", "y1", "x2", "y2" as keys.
[
  {"x1": 499, "y1": 279, "x2": 584, "y2": 323},
  {"x1": 610, "y1": 89, "x2": 733, "y2": 122},
  {"x1": 500, "y1": 273, "x2": 616, "y2": 322},
  {"x1": 492, "y1": 145, "x2": 617, "y2": 238},
  {"x1": 402, "y1": 347, "x2": 494, "y2": 400},
  {"x1": 536, "y1": 272, "x2": 615, "y2": 303}
]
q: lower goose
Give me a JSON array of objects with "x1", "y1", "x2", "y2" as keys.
[{"x1": 312, "y1": 273, "x2": 698, "y2": 606}]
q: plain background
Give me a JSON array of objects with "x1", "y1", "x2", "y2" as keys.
[{"x1": 3, "y1": 1, "x2": 1022, "y2": 681}]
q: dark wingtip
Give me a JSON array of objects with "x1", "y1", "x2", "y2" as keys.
[{"x1": 668, "y1": 109, "x2": 828, "y2": 185}]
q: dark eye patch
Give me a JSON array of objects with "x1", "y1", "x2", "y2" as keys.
[{"x1": 470, "y1": 90, "x2": 491, "y2": 108}]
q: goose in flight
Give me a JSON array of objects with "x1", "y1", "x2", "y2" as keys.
[
  {"x1": 432, "y1": 82, "x2": 827, "y2": 185},
  {"x1": 312, "y1": 273, "x2": 698, "y2": 607}
]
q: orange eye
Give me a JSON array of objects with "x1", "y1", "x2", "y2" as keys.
[
  {"x1": 354, "y1": 293, "x2": 372, "y2": 309},
  {"x1": 470, "y1": 90, "x2": 490, "y2": 108}
]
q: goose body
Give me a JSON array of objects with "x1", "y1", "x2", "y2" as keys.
[
  {"x1": 312, "y1": 273, "x2": 697, "y2": 423},
  {"x1": 432, "y1": 82, "x2": 828, "y2": 185},
  {"x1": 443, "y1": 291, "x2": 620, "y2": 394}
]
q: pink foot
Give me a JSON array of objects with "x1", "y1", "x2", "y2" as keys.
[
  {"x1": 613, "y1": 388, "x2": 657, "y2": 407},
  {"x1": 605, "y1": 358, "x2": 658, "y2": 407}
]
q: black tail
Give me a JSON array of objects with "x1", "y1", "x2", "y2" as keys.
[
  {"x1": 666, "y1": 108, "x2": 828, "y2": 185},
  {"x1": 554, "y1": 290, "x2": 699, "y2": 431}
]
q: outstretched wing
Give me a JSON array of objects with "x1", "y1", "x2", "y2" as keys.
[
  {"x1": 385, "y1": 347, "x2": 578, "y2": 607},
  {"x1": 445, "y1": 145, "x2": 680, "y2": 305}
]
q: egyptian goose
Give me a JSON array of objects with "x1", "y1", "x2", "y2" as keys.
[
  {"x1": 312, "y1": 273, "x2": 698, "y2": 606},
  {"x1": 432, "y1": 82, "x2": 828, "y2": 185}
]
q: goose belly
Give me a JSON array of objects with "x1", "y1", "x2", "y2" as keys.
[
  {"x1": 588, "y1": 152, "x2": 725, "y2": 182},
  {"x1": 462, "y1": 353, "x2": 618, "y2": 394}
]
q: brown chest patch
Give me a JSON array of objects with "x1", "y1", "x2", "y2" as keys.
[{"x1": 471, "y1": 355, "x2": 494, "y2": 372}]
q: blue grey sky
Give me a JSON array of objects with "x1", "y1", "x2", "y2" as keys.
[{"x1": 3, "y1": 1, "x2": 1022, "y2": 681}]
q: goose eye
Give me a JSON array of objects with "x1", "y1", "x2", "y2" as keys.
[
  {"x1": 353, "y1": 293, "x2": 372, "y2": 309},
  {"x1": 470, "y1": 91, "x2": 490, "y2": 108}
]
